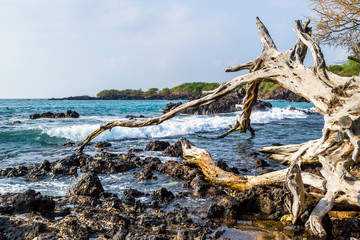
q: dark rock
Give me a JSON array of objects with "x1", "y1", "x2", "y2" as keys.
[
  {"x1": 157, "y1": 160, "x2": 193, "y2": 180},
  {"x1": 253, "y1": 159, "x2": 270, "y2": 168},
  {"x1": 125, "y1": 115, "x2": 147, "y2": 120},
  {"x1": 271, "y1": 143, "x2": 283, "y2": 146},
  {"x1": 248, "y1": 152, "x2": 260, "y2": 158},
  {"x1": 54, "y1": 112, "x2": 65, "y2": 118},
  {"x1": 26, "y1": 170, "x2": 47, "y2": 181},
  {"x1": 162, "y1": 141, "x2": 183, "y2": 157},
  {"x1": 30, "y1": 110, "x2": 80, "y2": 119},
  {"x1": 207, "y1": 204, "x2": 225, "y2": 219},
  {"x1": 176, "y1": 228, "x2": 207, "y2": 240},
  {"x1": 123, "y1": 188, "x2": 145, "y2": 198},
  {"x1": 95, "y1": 142, "x2": 112, "y2": 148},
  {"x1": 65, "y1": 110, "x2": 79, "y2": 118},
  {"x1": 12, "y1": 121, "x2": 21, "y2": 124},
  {"x1": 10, "y1": 189, "x2": 55, "y2": 218},
  {"x1": 252, "y1": 100, "x2": 272, "y2": 111},
  {"x1": 62, "y1": 142, "x2": 75, "y2": 147},
  {"x1": 145, "y1": 140, "x2": 170, "y2": 151},
  {"x1": 40, "y1": 112, "x2": 55, "y2": 118},
  {"x1": 151, "y1": 188, "x2": 175, "y2": 203},
  {"x1": 216, "y1": 160, "x2": 239, "y2": 174},
  {"x1": 128, "y1": 148, "x2": 143, "y2": 154},
  {"x1": 163, "y1": 102, "x2": 182, "y2": 114},
  {"x1": 29, "y1": 113, "x2": 41, "y2": 119},
  {"x1": 39, "y1": 160, "x2": 51, "y2": 172},
  {"x1": 133, "y1": 168, "x2": 158, "y2": 180},
  {"x1": 67, "y1": 172, "x2": 104, "y2": 198}
]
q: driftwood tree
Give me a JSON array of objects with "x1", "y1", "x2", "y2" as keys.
[{"x1": 78, "y1": 18, "x2": 360, "y2": 237}]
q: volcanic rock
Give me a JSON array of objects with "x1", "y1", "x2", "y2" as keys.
[
  {"x1": 67, "y1": 172, "x2": 104, "y2": 198},
  {"x1": 145, "y1": 140, "x2": 170, "y2": 151}
]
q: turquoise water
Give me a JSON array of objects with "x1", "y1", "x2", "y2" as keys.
[{"x1": 0, "y1": 99, "x2": 323, "y2": 196}]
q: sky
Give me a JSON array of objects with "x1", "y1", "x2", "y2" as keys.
[{"x1": 0, "y1": 0, "x2": 350, "y2": 98}]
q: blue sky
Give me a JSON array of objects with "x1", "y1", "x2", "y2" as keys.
[{"x1": 0, "y1": 0, "x2": 349, "y2": 98}]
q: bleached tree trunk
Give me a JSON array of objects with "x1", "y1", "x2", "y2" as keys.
[{"x1": 78, "y1": 18, "x2": 360, "y2": 238}]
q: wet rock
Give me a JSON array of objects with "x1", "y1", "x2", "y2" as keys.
[
  {"x1": 176, "y1": 228, "x2": 208, "y2": 240},
  {"x1": 125, "y1": 115, "x2": 147, "y2": 120},
  {"x1": 133, "y1": 168, "x2": 158, "y2": 180},
  {"x1": 125, "y1": 232, "x2": 166, "y2": 240},
  {"x1": 65, "y1": 110, "x2": 79, "y2": 118},
  {"x1": 39, "y1": 160, "x2": 51, "y2": 172},
  {"x1": 123, "y1": 188, "x2": 145, "y2": 198},
  {"x1": 163, "y1": 102, "x2": 182, "y2": 114},
  {"x1": 142, "y1": 157, "x2": 162, "y2": 170},
  {"x1": 12, "y1": 120, "x2": 21, "y2": 124},
  {"x1": 207, "y1": 204, "x2": 225, "y2": 219},
  {"x1": 128, "y1": 148, "x2": 143, "y2": 154},
  {"x1": 157, "y1": 160, "x2": 193, "y2": 180},
  {"x1": 217, "y1": 159, "x2": 239, "y2": 174},
  {"x1": 190, "y1": 175, "x2": 210, "y2": 198},
  {"x1": 40, "y1": 112, "x2": 55, "y2": 118},
  {"x1": 54, "y1": 112, "x2": 65, "y2": 118},
  {"x1": 95, "y1": 141, "x2": 112, "y2": 148},
  {"x1": 145, "y1": 140, "x2": 170, "y2": 151},
  {"x1": 162, "y1": 141, "x2": 183, "y2": 157},
  {"x1": 252, "y1": 101, "x2": 272, "y2": 111},
  {"x1": 253, "y1": 159, "x2": 270, "y2": 168},
  {"x1": 67, "y1": 172, "x2": 104, "y2": 198},
  {"x1": 26, "y1": 170, "x2": 47, "y2": 181},
  {"x1": 0, "y1": 189, "x2": 55, "y2": 218},
  {"x1": 248, "y1": 152, "x2": 260, "y2": 158},
  {"x1": 151, "y1": 188, "x2": 175, "y2": 203},
  {"x1": 29, "y1": 113, "x2": 41, "y2": 119},
  {"x1": 62, "y1": 142, "x2": 75, "y2": 147},
  {"x1": 271, "y1": 143, "x2": 283, "y2": 146}
]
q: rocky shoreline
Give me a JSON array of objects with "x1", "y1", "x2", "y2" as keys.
[{"x1": 0, "y1": 140, "x2": 359, "y2": 239}]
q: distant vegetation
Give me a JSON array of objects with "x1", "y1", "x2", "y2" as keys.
[
  {"x1": 96, "y1": 82, "x2": 220, "y2": 98},
  {"x1": 328, "y1": 59, "x2": 360, "y2": 76}
]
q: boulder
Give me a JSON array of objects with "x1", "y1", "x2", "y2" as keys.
[
  {"x1": 66, "y1": 110, "x2": 80, "y2": 118},
  {"x1": 12, "y1": 121, "x2": 21, "y2": 124},
  {"x1": 67, "y1": 172, "x2": 104, "y2": 198},
  {"x1": 151, "y1": 188, "x2": 174, "y2": 203},
  {"x1": 5, "y1": 189, "x2": 55, "y2": 218},
  {"x1": 145, "y1": 140, "x2": 170, "y2": 151},
  {"x1": 162, "y1": 141, "x2": 183, "y2": 157}
]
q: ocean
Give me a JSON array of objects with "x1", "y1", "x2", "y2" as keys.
[{"x1": 0, "y1": 99, "x2": 323, "y2": 197}]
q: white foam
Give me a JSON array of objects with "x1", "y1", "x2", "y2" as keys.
[{"x1": 44, "y1": 107, "x2": 309, "y2": 142}]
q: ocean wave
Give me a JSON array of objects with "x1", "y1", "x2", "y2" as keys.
[{"x1": 46, "y1": 107, "x2": 308, "y2": 142}]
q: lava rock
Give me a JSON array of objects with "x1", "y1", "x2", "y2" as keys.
[
  {"x1": 163, "y1": 102, "x2": 182, "y2": 114},
  {"x1": 151, "y1": 188, "x2": 175, "y2": 203},
  {"x1": 207, "y1": 203, "x2": 225, "y2": 219},
  {"x1": 123, "y1": 188, "x2": 145, "y2": 198},
  {"x1": 65, "y1": 110, "x2": 80, "y2": 118},
  {"x1": 95, "y1": 142, "x2": 112, "y2": 148},
  {"x1": 156, "y1": 160, "x2": 193, "y2": 180},
  {"x1": 67, "y1": 172, "x2": 104, "y2": 198},
  {"x1": 216, "y1": 160, "x2": 239, "y2": 174},
  {"x1": 62, "y1": 142, "x2": 75, "y2": 147},
  {"x1": 162, "y1": 141, "x2": 183, "y2": 157},
  {"x1": 29, "y1": 113, "x2": 41, "y2": 119},
  {"x1": 253, "y1": 159, "x2": 270, "y2": 168},
  {"x1": 133, "y1": 168, "x2": 158, "y2": 180},
  {"x1": 252, "y1": 101, "x2": 272, "y2": 111},
  {"x1": 145, "y1": 140, "x2": 170, "y2": 151},
  {"x1": 12, "y1": 121, "x2": 21, "y2": 124},
  {"x1": 10, "y1": 189, "x2": 55, "y2": 218},
  {"x1": 54, "y1": 112, "x2": 66, "y2": 118}
]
